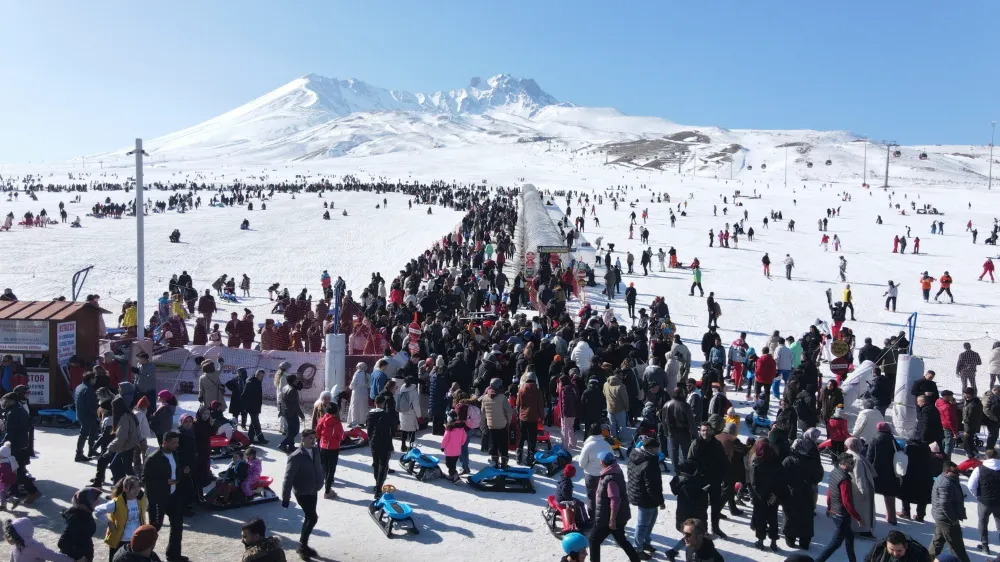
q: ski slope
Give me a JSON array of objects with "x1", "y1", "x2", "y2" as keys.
[{"x1": 1, "y1": 144, "x2": 1000, "y2": 561}]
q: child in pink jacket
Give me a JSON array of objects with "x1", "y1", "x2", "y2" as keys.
[{"x1": 440, "y1": 412, "x2": 467, "y2": 482}]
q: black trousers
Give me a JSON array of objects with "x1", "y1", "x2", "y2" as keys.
[
  {"x1": 964, "y1": 430, "x2": 979, "y2": 458},
  {"x1": 935, "y1": 287, "x2": 954, "y2": 302},
  {"x1": 296, "y1": 493, "x2": 319, "y2": 546},
  {"x1": 247, "y1": 412, "x2": 262, "y2": 441},
  {"x1": 14, "y1": 452, "x2": 36, "y2": 494},
  {"x1": 517, "y1": 420, "x2": 537, "y2": 458},
  {"x1": 627, "y1": 302, "x2": 635, "y2": 318},
  {"x1": 708, "y1": 483, "x2": 724, "y2": 531},
  {"x1": 372, "y1": 450, "x2": 390, "y2": 493},
  {"x1": 148, "y1": 494, "x2": 184, "y2": 559},
  {"x1": 986, "y1": 420, "x2": 999, "y2": 450},
  {"x1": 585, "y1": 474, "x2": 600, "y2": 517},
  {"x1": 690, "y1": 281, "x2": 703, "y2": 296},
  {"x1": 588, "y1": 525, "x2": 640, "y2": 562},
  {"x1": 489, "y1": 428, "x2": 509, "y2": 464},
  {"x1": 751, "y1": 497, "x2": 779, "y2": 540},
  {"x1": 979, "y1": 503, "x2": 1000, "y2": 545},
  {"x1": 77, "y1": 421, "x2": 98, "y2": 454},
  {"x1": 885, "y1": 296, "x2": 897, "y2": 311},
  {"x1": 845, "y1": 301, "x2": 855, "y2": 319},
  {"x1": 930, "y1": 519, "x2": 970, "y2": 562},
  {"x1": 321, "y1": 448, "x2": 340, "y2": 492}
]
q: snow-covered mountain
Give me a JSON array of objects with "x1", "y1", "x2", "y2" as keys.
[{"x1": 89, "y1": 72, "x2": 996, "y2": 187}]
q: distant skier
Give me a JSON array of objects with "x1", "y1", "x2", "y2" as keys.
[
  {"x1": 843, "y1": 284, "x2": 856, "y2": 321},
  {"x1": 762, "y1": 253, "x2": 771, "y2": 278},
  {"x1": 912, "y1": 237, "x2": 920, "y2": 254},
  {"x1": 893, "y1": 235, "x2": 899, "y2": 253},
  {"x1": 981, "y1": 258, "x2": 995, "y2": 282},
  {"x1": 657, "y1": 249, "x2": 666, "y2": 272},
  {"x1": 783, "y1": 254, "x2": 795, "y2": 280},
  {"x1": 838, "y1": 256, "x2": 847, "y2": 282},
  {"x1": 934, "y1": 271, "x2": 954, "y2": 303},
  {"x1": 820, "y1": 233, "x2": 830, "y2": 251},
  {"x1": 883, "y1": 281, "x2": 898, "y2": 312},
  {"x1": 919, "y1": 272, "x2": 936, "y2": 302}
]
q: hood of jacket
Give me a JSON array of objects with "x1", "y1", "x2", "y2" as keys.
[
  {"x1": 10, "y1": 517, "x2": 33, "y2": 541},
  {"x1": 607, "y1": 375, "x2": 621, "y2": 387},
  {"x1": 243, "y1": 536, "x2": 283, "y2": 561},
  {"x1": 600, "y1": 462, "x2": 624, "y2": 478}
]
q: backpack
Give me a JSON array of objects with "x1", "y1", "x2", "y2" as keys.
[
  {"x1": 465, "y1": 405, "x2": 482, "y2": 429},
  {"x1": 714, "y1": 303, "x2": 722, "y2": 317}
]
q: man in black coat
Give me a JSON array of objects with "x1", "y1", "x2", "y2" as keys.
[
  {"x1": 858, "y1": 338, "x2": 882, "y2": 364},
  {"x1": 367, "y1": 394, "x2": 395, "y2": 498},
  {"x1": 281, "y1": 429, "x2": 323, "y2": 559},
  {"x1": 242, "y1": 369, "x2": 265, "y2": 444},
  {"x1": 700, "y1": 328, "x2": 716, "y2": 362},
  {"x1": 142, "y1": 431, "x2": 187, "y2": 561},
  {"x1": 916, "y1": 395, "x2": 944, "y2": 449},
  {"x1": 627, "y1": 437, "x2": 664, "y2": 556},
  {"x1": 912, "y1": 370, "x2": 940, "y2": 404},
  {"x1": 688, "y1": 422, "x2": 728, "y2": 538},
  {"x1": 74, "y1": 372, "x2": 99, "y2": 462},
  {"x1": 2, "y1": 392, "x2": 39, "y2": 503}
]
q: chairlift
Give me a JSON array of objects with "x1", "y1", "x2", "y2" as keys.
[
  {"x1": 918, "y1": 152, "x2": 928, "y2": 160},
  {"x1": 825, "y1": 159, "x2": 832, "y2": 166},
  {"x1": 760, "y1": 163, "x2": 767, "y2": 170},
  {"x1": 806, "y1": 162, "x2": 814, "y2": 168},
  {"x1": 893, "y1": 150, "x2": 902, "y2": 158}
]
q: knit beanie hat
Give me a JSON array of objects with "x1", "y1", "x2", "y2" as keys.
[
  {"x1": 563, "y1": 464, "x2": 577, "y2": 478},
  {"x1": 130, "y1": 525, "x2": 158, "y2": 552},
  {"x1": 135, "y1": 396, "x2": 150, "y2": 410}
]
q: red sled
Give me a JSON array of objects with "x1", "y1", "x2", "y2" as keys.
[{"x1": 209, "y1": 430, "x2": 252, "y2": 460}]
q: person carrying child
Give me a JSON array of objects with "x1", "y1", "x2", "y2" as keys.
[{"x1": 440, "y1": 411, "x2": 468, "y2": 483}]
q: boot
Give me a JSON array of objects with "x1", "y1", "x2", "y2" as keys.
[
  {"x1": 769, "y1": 539, "x2": 778, "y2": 552},
  {"x1": 75, "y1": 452, "x2": 90, "y2": 463},
  {"x1": 22, "y1": 491, "x2": 41, "y2": 505}
]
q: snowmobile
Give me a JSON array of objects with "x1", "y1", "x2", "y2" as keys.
[
  {"x1": 532, "y1": 444, "x2": 572, "y2": 477},
  {"x1": 542, "y1": 495, "x2": 591, "y2": 537},
  {"x1": 467, "y1": 464, "x2": 535, "y2": 493},
  {"x1": 341, "y1": 425, "x2": 368, "y2": 450},
  {"x1": 202, "y1": 475, "x2": 280, "y2": 510},
  {"x1": 209, "y1": 430, "x2": 252, "y2": 460},
  {"x1": 368, "y1": 485, "x2": 419, "y2": 537},
  {"x1": 33, "y1": 405, "x2": 79, "y2": 428},
  {"x1": 398, "y1": 448, "x2": 443, "y2": 481}
]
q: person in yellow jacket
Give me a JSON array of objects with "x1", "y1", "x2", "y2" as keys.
[
  {"x1": 122, "y1": 301, "x2": 138, "y2": 337},
  {"x1": 94, "y1": 475, "x2": 147, "y2": 559},
  {"x1": 170, "y1": 295, "x2": 188, "y2": 320},
  {"x1": 842, "y1": 284, "x2": 856, "y2": 321}
]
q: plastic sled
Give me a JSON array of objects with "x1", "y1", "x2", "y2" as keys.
[
  {"x1": 533, "y1": 444, "x2": 572, "y2": 477},
  {"x1": 342, "y1": 426, "x2": 369, "y2": 450},
  {"x1": 542, "y1": 495, "x2": 591, "y2": 537},
  {"x1": 399, "y1": 448, "x2": 443, "y2": 481},
  {"x1": 467, "y1": 465, "x2": 535, "y2": 493},
  {"x1": 220, "y1": 294, "x2": 239, "y2": 303},
  {"x1": 537, "y1": 420, "x2": 552, "y2": 451},
  {"x1": 202, "y1": 475, "x2": 279, "y2": 510},
  {"x1": 209, "y1": 430, "x2": 252, "y2": 460},
  {"x1": 34, "y1": 406, "x2": 79, "y2": 428},
  {"x1": 744, "y1": 413, "x2": 772, "y2": 435},
  {"x1": 600, "y1": 425, "x2": 626, "y2": 460},
  {"x1": 368, "y1": 485, "x2": 419, "y2": 538},
  {"x1": 958, "y1": 457, "x2": 982, "y2": 477}
]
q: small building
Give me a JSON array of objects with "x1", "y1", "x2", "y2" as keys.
[{"x1": 0, "y1": 300, "x2": 109, "y2": 407}]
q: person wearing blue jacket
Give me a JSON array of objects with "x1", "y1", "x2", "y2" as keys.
[
  {"x1": 74, "y1": 372, "x2": 99, "y2": 462},
  {"x1": 369, "y1": 360, "x2": 389, "y2": 401}
]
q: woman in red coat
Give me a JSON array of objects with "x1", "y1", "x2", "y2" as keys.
[
  {"x1": 101, "y1": 351, "x2": 124, "y2": 389},
  {"x1": 315, "y1": 403, "x2": 344, "y2": 499}
]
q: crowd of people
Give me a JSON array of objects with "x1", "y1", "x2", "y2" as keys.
[{"x1": 2, "y1": 179, "x2": 1000, "y2": 562}]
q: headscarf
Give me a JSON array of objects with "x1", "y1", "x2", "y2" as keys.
[
  {"x1": 876, "y1": 421, "x2": 892, "y2": 433},
  {"x1": 802, "y1": 427, "x2": 822, "y2": 444},
  {"x1": 71, "y1": 487, "x2": 102, "y2": 511},
  {"x1": 845, "y1": 437, "x2": 861, "y2": 454},
  {"x1": 753, "y1": 440, "x2": 774, "y2": 462}
]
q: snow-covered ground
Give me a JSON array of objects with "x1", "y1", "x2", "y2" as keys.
[{"x1": 2, "y1": 145, "x2": 1000, "y2": 561}]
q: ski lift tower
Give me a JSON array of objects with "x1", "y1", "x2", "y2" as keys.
[{"x1": 882, "y1": 141, "x2": 898, "y2": 188}]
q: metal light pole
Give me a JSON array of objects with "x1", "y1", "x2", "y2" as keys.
[
  {"x1": 127, "y1": 139, "x2": 149, "y2": 340},
  {"x1": 990, "y1": 121, "x2": 996, "y2": 190},
  {"x1": 862, "y1": 136, "x2": 868, "y2": 186}
]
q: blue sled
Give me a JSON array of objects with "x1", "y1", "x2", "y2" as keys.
[
  {"x1": 534, "y1": 444, "x2": 572, "y2": 477},
  {"x1": 744, "y1": 413, "x2": 773, "y2": 435},
  {"x1": 399, "y1": 448, "x2": 443, "y2": 481},
  {"x1": 368, "y1": 490, "x2": 419, "y2": 537},
  {"x1": 35, "y1": 406, "x2": 79, "y2": 427},
  {"x1": 467, "y1": 465, "x2": 535, "y2": 493}
]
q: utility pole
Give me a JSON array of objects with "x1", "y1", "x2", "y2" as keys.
[
  {"x1": 861, "y1": 135, "x2": 868, "y2": 186},
  {"x1": 883, "y1": 141, "x2": 898, "y2": 188},
  {"x1": 677, "y1": 152, "x2": 681, "y2": 175},
  {"x1": 126, "y1": 139, "x2": 149, "y2": 341},
  {"x1": 784, "y1": 145, "x2": 788, "y2": 188},
  {"x1": 99, "y1": 160, "x2": 103, "y2": 170},
  {"x1": 730, "y1": 156, "x2": 733, "y2": 180},
  {"x1": 990, "y1": 121, "x2": 996, "y2": 190}
]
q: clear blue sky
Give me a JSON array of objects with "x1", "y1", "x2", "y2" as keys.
[{"x1": 1, "y1": 1, "x2": 997, "y2": 162}]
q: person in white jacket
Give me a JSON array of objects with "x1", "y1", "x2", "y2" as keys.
[
  {"x1": 578, "y1": 424, "x2": 613, "y2": 517},
  {"x1": 772, "y1": 340, "x2": 793, "y2": 399},
  {"x1": 571, "y1": 340, "x2": 594, "y2": 375},
  {"x1": 989, "y1": 341, "x2": 1000, "y2": 389},
  {"x1": 851, "y1": 400, "x2": 886, "y2": 446},
  {"x1": 348, "y1": 362, "x2": 370, "y2": 427},
  {"x1": 968, "y1": 448, "x2": 1000, "y2": 552}
]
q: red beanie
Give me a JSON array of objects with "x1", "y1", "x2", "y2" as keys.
[
  {"x1": 562, "y1": 464, "x2": 577, "y2": 478},
  {"x1": 135, "y1": 396, "x2": 150, "y2": 410}
]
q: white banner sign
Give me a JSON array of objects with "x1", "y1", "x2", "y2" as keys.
[
  {"x1": 0, "y1": 320, "x2": 48, "y2": 351},
  {"x1": 56, "y1": 321, "x2": 76, "y2": 366}
]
